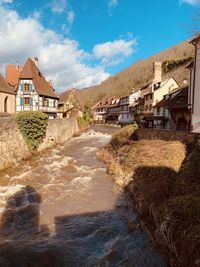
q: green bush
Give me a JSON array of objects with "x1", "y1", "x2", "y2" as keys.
[
  {"x1": 76, "y1": 116, "x2": 89, "y2": 130},
  {"x1": 77, "y1": 111, "x2": 93, "y2": 130},
  {"x1": 16, "y1": 111, "x2": 48, "y2": 151}
]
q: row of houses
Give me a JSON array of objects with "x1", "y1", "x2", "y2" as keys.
[
  {"x1": 0, "y1": 58, "x2": 83, "y2": 119},
  {"x1": 92, "y1": 35, "x2": 200, "y2": 133}
]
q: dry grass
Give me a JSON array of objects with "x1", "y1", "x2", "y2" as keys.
[
  {"x1": 98, "y1": 126, "x2": 200, "y2": 266},
  {"x1": 110, "y1": 124, "x2": 138, "y2": 149}
]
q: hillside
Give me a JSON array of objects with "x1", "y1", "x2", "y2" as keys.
[{"x1": 77, "y1": 39, "x2": 194, "y2": 108}]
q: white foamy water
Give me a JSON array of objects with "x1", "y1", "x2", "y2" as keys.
[
  {"x1": 0, "y1": 184, "x2": 24, "y2": 212},
  {"x1": 71, "y1": 176, "x2": 92, "y2": 189},
  {"x1": 43, "y1": 156, "x2": 74, "y2": 171},
  {"x1": 0, "y1": 125, "x2": 166, "y2": 267}
]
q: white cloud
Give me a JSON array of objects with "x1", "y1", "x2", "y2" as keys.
[
  {"x1": 93, "y1": 39, "x2": 137, "y2": 67},
  {"x1": 0, "y1": 0, "x2": 12, "y2": 4},
  {"x1": 51, "y1": 0, "x2": 67, "y2": 13},
  {"x1": 107, "y1": 0, "x2": 119, "y2": 9},
  {"x1": 0, "y1": 6, "x2": 110, "y2": 91},
  {"x1": 67, "y1": 10, "x2": 75, "y2": 26},
  {"x1": 50, "y1": 0, "x2": 75, "y2": 31},
  {"x1": 107, "y1": 0, "x2": 119, "y2": 15},
  {"x1": 180, "y1": 0, "x2": 200, "y2": 5}
]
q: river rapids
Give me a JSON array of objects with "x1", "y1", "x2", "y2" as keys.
[{"x1": 0, "y1": 125, "x2": 166, "y2": 267}]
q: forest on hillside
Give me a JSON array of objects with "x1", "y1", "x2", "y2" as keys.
[{"x1": 77, "y1": 40, "x2": 194, "y2": 108}]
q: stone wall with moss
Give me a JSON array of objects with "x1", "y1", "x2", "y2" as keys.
[{"x1": 0, "y1": 117, "x2": 79, "y2": 170}]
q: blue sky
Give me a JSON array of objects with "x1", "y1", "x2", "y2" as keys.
[{"x1": 0, "y1": 0, "x2": 199, "y2": 91}]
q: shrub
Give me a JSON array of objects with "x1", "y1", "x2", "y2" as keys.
[
  {"x1": 76, "y1": 116, "x2": 89, "y2": 130},
  {"x1": 16, "y1": 111, "x2": 48, "y2": 151},
  {"x1": 77, "y1": 111, "x2": 93, "y2": 130}
]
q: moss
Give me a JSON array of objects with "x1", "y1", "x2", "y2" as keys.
[
  {"x1": 163, "y1": 56, "x2": 193, "y2": 73},
  {"x1": 16, "y1": 111, "x2": 48, "y2": 151}
]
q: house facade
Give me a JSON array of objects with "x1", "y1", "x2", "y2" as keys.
[
  {"x1": 57, "y1": 89, "x2": 83, "y2": 118},
  {"x1": 188, "y1": 36, "x2": 200, "y2": 132},
  {"x1": 118, "y1": 90, "x2": 141, "y2": 124},
  {"x1": 166, "y1": 86, "x2": 190, "y2": 130},
  {"x1": 153, "y1": 88, "x2": 184, "y2": 129},
  {"x1": 0, "y1": 74, "x2": 16, "y2": 114},
  {"x1": 92, "y1": 97, "x2": 117, "y2": 123},
  {"x1": 137, "y1": 62, "x2": 179, "y2": 128},
  {"x1": 118, "y1": 95, "x2": 130, "y2": 124},
  {"x1": 16, "y1": 58, "x2": 58, "y2": 119}
]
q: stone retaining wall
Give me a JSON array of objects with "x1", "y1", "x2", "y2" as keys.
[
  {"x1": 0, "y1": 117, "x2": 79, "y2": 170},
  {"x1": 136, "y1": 128, "x2": 196, "y2": 144}
]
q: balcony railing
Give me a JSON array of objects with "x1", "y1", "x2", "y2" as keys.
[{"x1": 40, "y1": 106, "x2": 57, "y2": 113}]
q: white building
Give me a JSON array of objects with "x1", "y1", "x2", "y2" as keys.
[
  {"x1": 118, "y1": 90, "x2": 141, "y2": 124},
  {"x1": 188, "y1": 36, "x2": 200, "y2": 132},
  {"x1": 16, "y1": 58, "x2": 59, "y2": 119}
]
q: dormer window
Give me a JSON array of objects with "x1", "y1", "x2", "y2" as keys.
[
  {"x1": 38, "y1": 71, "x2": 42, "y2": 77},
  {"x1": 154, "y1": 82, "x2": 161, "y2": 90}
]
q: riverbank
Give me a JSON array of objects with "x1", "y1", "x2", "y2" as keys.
[
  {"x1": 97, "y1": 125, "x2": 200, "y2": 267},
  {"x1": 0, "y1": 126, "x2": 166, "y2": 267},
  {"x1": 0, "y1": 117, "x2": 79, "y2": 171}
]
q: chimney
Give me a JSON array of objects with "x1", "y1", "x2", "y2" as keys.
[
  {"x1": 153, "y1": 62, "x2": 162, "y2": 84},
  {"x1": 34, "y1": 57, "x2": 39, "y2": 67}
]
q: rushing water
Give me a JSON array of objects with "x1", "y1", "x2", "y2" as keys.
[{"x1": 0, "y1": 125, "x2": 165, "y2": 267}]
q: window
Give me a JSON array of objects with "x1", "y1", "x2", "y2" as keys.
[
  {"x1": 149, "y1": 104, "x2": 152, "y2": 111},
  {"x1": 145, "y1": 95, "x2": 148, "y2": 101},
  {"x1": 44, "y1": 98, "x2": 47, "y2": 107},
  {"x1": 157, "y1": 107, "x2": 161, "y2": 115},
  {"x1": 163, "y1": 108, "x2": 165, "y2": 116},
  {"x1": 24, "y1": 97, "x2": 30, "y2": 105},
  {"x1": 145, "y1": 105, "x2": 148, "y2": 111},
  {"x1": 24, "y1": 83, "x2": 29, "y2": 92},
  {"x1": 150, "y1": 94, "x2": 153, "y2": 100},
  {"x1": 53, "y1": 100, "x2": 56, "y2": 108},
  {"x1": 154, "y1": 82, "x2": 161, "y2": 90}
]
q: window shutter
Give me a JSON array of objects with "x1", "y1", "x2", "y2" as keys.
[
  {"x1": 41, "y1": 97, "x2": 44, "y2": 110},
  {"x1": 20, "y1": 97, "x2": 24, "y2": 106},
  {"x1": 30, "y1": 97, "x2": 33, "y2": 106},
  {"x1": 21, "y1": 84, "x2": 24, "y2": 92},
  {"x1": 29, "y1": 84, "x2": 33, "y2": 92}
]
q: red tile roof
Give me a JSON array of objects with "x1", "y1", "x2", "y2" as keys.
[
  {"x1": 0, "y1": 73, "x2": 15, "y2": 95},
  {"x1": 20, "y1": 58, "x2": 58, "y2": 99},
  {"x1": 6, "y1": 64, "x2": 22, "y2": 87}
]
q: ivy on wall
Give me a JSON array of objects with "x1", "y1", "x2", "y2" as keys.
[
  {"x1": 162, "y1": 56, "x2": 193, "y2": 73},
  {"x1": 16, "y1": 111, "x2": 48, "y2": 151}
]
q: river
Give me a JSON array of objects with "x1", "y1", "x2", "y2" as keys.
[{"x1": 0, "y1": 125, "x2": 166, "y2": 267}]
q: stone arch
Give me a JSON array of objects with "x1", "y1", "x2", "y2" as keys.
[{"x1": 176, "y1": 117, "x2": 188, "y2": 131}]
